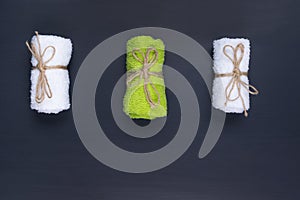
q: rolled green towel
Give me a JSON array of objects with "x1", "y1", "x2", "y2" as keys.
[{"x1": 123, "y1": 36, "x2": 167, "y2": 120}]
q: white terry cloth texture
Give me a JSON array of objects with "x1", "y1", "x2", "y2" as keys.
[
  {"x1": 212, "y1": 38, "x2": 251, "y2": 114},
  {"x1": 29, "y1": 34, "x2": 72, "y2": 114}
]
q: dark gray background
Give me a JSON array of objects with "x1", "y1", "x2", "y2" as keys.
[{"x1": 0, "y1": 0, "x2": 299, "y2": 199}]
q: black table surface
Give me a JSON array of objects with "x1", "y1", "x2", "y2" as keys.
[{"x1": 0, "y1": 0, "x2": 299, "y2": 199}]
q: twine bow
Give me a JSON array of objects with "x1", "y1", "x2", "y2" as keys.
[
  {"x1": 126, "y1": 47, "x2": 163, "y2": 108},
  {"x1": 26, "y1": 31, "x2": 67, "y2": 103},
  {"x1": 215, "y1": 43, "x2": 259, "y2": 117}
]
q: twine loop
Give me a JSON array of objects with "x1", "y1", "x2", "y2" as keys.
[
  {"x1": 26, "y1": 31, "x2": 67, "y2": 103},
  {"x1": 215, "y1": 43, "x2": 259, "y2": 117},
  {"x1": 126, "y1": 47, "x2": 163, "y2": 108}
]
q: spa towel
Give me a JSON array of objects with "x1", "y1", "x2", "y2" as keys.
[
  {"x1": 212, "y1": 38, "x2": 258, "y2": 116},
  {"x1": 28, "y1": 32, "x2": 72, "y2": 114},
  {"x1": 123, "y1": 36, "x2": 167, "y2": 119}
]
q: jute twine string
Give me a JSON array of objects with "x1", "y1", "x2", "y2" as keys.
[
  {"x1": 26, "y1": 31, "x2": 67, "y2": 103},
  {"x1": 126, "y1": 47, "x2": 163, "y2": 108},
  {"x1": 215, "y1": 43, "x2": 259, "y2": 117}
]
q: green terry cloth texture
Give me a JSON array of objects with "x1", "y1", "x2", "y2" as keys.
[{"x1": 123, "y1": 36, "x2": 167, "y2": 120}]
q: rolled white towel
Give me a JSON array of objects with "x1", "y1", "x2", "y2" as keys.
[
  {"x1": 212, "y1": 38, "x2": 258, "y2": 117},
  {"x1": 26, "y1": 31, "x2": 72, "y2": 114}
]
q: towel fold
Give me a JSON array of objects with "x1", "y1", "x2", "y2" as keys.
[
  {"x1": 212, "y1": 38, "x2": 258, "y2": 116},
  {"x1": 28, "y1": 32, "x2": 72, "y2": 114},
  {"x1": 123, "y1": 36, "x2": 167, "y2": 119}
]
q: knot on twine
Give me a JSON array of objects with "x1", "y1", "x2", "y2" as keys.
[
  {"x1": 215, "y1": 43, "x2": 259, "y2": 117},
  {"x1": 126, "y1": 47, "x2": 163, "y2": 108},
  {"x1": 26, "y1": 31, "x2": 67, "y2": 103}
]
